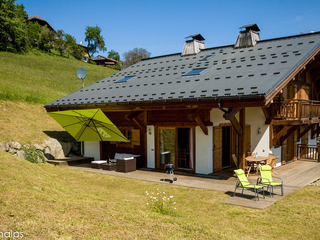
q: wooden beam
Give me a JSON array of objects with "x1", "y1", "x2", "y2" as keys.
[
  {"x1": 298, "y1": 124, "x2": 316, "y2": 141},
  {"x1": 195, "y1": 116, "x2": 208, "y2": 135},
  {"x1": 272, "y1": 126, "x2": 291, "y2": 145},
  {"x1": 312, "y1": 124, "x2": 320, "y2": 138},
  {"x1": 223, "y1": 107, "x2": 241, "y2": 119},
  {"x1": 187, "y1": 109, "x2": 208, "y2": 135},
  {"x1": 125, "y1": 111, "x2": 145, "y2": 131},
  {"x1": 280, "y1": 125, "x2": 300, "y2": 145},
  {"x1": 132, "y1": 117, "x2": 145, "y2": 131},
  {"x1": 125, "y1": 111, "x2": 143, "y2": 120},
  {"x1": 261, "y1": 107, "x2": 271, "y2": 124},
  {"x1": 223, "y1": 108, "x2": 243, "y2": 135}
]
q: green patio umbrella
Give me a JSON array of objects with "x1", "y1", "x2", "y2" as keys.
[{"x1": 47, "y1": 109, "x2": 129, "y2": 142}]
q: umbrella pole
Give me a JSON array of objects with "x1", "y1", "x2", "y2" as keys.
[{"x1": 81, "y1": 141, "x2": 84, "y2": 157}]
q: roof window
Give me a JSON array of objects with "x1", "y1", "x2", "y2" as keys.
[
  {"x1": 115, "y1": 76, "x2": 135, "y2": 84},
  {"x1": 183, "y1": 68, "x2": 207, "y2": 76},
  {"x1": 199, "y1": 55, "x2": 213, "y2": 62}
]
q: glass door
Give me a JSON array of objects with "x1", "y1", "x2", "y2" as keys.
[{"x1": 159, "y1": 128, "x2": 175, "y2": 167}]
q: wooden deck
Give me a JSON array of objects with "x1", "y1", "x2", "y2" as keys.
[
  {"x1": 46, "y1": 156, "x2": 94, "y2": 166},
  {"x1": 223, "y1": 160, "x2": 320, "y2": 208}
]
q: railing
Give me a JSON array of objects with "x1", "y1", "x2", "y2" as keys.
[
  {"x1": 297, "y1": 144, "x2": 318, "y2": 160},
  {"x1": 271, "y1": 99, "x2": 320, "y2": 120}
]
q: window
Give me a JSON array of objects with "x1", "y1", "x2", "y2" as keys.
[
  {"x1": 199, "y1": 55, "x2": 213, "y2": 62},
  {"x1": 111, "y1": 128, "x2": 140, "y2": 148},
  {"x1": 115, "y1": 76, "x2": 135, "y2": 83},
  {"x1": 182, "y1": 68, "x2": 207, "y2": 76}
]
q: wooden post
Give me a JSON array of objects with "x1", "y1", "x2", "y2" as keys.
[
  {"x1": 317, "y1": 134, "x2": 320, "y2": 163},
  {"x1": 239, "y1": 108, "x2": 245, "y2": 170}
]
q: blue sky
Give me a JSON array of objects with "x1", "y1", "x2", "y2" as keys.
[{"x1": 16, "y1": 0, "x2": 320, "y2": 59}]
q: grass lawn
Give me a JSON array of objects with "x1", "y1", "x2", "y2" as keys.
[
  {"x1": 0, "y1": 100, "x2": 64, "y2": 144},
  {"x1": 0, "y1": 51, "x2": 117, "y2": 104},
  {"x1": 1, "y1": 151, "x2": 320, "y2": 239}
]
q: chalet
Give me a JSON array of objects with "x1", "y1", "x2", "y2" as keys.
[
  {"x1": 27, "y1": 16, "x2": 56, "y2": 32},
  {"x1": 92, "y1": 55, "x2": 119, "y2": 66},
  {"x1": 45, "y1": 24, "x2": 320, "y2": 174}
]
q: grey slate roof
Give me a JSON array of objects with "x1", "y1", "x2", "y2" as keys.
[{"x1": 45, "y1": 32, "x2": 320, "y2": 108}]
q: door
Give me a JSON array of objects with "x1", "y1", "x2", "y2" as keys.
[
  {"x1": 158, "y1": 127, "x2": 193, "y2": 169},
  {"x1": 222, "y1": 126, "x2": 232, "y2": 168},
  {"x1": 159, "y1": 128, "x2": 175, "y2": 167},
  {"x1": 213, "y1": 126, "x2": 222, "y2": 172}
]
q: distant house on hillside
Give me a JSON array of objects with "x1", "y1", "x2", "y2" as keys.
[
  {"x1": 45, "y1": 24, "x2": 320, "y2": 175},
  {"x1": 78, "y1": 43, "x2": 89, "y2": 62},
  {"x1": 92, "y1": 55, "x2": 119, "y2": 66},
  {"x1": 27, "y1": 16, "x2": 56, "y2": 33}
]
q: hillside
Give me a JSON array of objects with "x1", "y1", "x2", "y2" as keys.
[{"x1": 0, "y1": 51, "x2": 118, "y2": 144}]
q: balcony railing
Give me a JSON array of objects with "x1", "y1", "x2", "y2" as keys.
[
  {"x1": 271, "y1": 99, "x2": 320, "y2": 121},
  {"x1": 297, "y1": 144, "x2": 318, "y2": 160}
]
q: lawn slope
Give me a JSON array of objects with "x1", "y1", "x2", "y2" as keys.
[
  {"x1": 0, "y1": 51, "x2": 117, "y2": 104},
  {"x1": 1, "y1": 150, "x2": 320, "y2": 239}
]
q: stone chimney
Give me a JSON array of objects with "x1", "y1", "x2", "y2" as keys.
[
  {"x1": 181, "y1": 34, "x2": 206, "y2": 56},
  {"x1": 234, "y1": 24, "x2": 261, "y2": 48}
]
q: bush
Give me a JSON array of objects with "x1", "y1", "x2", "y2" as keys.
[{"x1": 23, "y1": 146, "x2": 47, "y2": 163}]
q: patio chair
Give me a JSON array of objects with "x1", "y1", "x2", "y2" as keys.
[
  {"x1": 269, "y1": 156, "x2": 279, "y2": 175},
  {"x1": 258, "y1": 165, "x2": 283, "y2": 197},
  {"x1": 233, "y1": 169, "x2": 265, "y2": 201},
  {"x1": 266, "y1": 153, "x2": 275, "y2": 165}
]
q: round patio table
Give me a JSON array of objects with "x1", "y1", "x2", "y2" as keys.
[{"x1": 245, "y1": 156, "x2": 268, "y2": 176}]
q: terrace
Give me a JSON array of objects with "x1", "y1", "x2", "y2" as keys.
[{"x1": 270, "y1": 99, "x2": 320, "y2": 123}]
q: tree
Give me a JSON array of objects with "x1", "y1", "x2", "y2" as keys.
[
  {"x1": 65, "y1": 33, "x2": 84, "y2": 60},
  {"x1": 38, "y1": 25, "x2": 54, "y2": 53},
  {"x1": 0, "y1": 0, "x2": 28, "y2": 52},
  {"x1": 122, "y1": 48, "x2": 151, "y2": 68},
  {"x1": 107, "y1": 49, "x2": 120, "y2": 61},
  {"x1": 53, "y1": 30, "x2": 66, "y2": 56},
  {"x1": 84, "y1": 25, "x2": 106, "y2": 60},
  {"x1": 26, "y1": 21, "x2": 40, "y2": 48}
]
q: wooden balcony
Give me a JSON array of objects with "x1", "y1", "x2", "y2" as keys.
[
  {"x1": 297, "y1": 144, "x2": 318, "y2": 160},
  {"x1": 270, "y1": 99, "x2": 320, "y2": 123}
]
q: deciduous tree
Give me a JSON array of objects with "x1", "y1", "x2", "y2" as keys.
[
  {"x1": 84, "y1": 25, "x2": 106, "y2": 60},
  {"x1": 122, "y1": 48, "x2": 151, "y2": 68},
  {"x1": 0, "y1": 0, "x2": 28, "y2": 52}
]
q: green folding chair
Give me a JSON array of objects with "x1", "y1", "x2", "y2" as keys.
[
  {"x1": 258, "y1": 165, "x2": 283, "y2": 197},
  {"x1": 233, "y1": 169, "x2": 265, "y2": 201}
]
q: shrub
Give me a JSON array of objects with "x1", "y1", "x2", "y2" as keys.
[{"x1": 146, "y1": 189, "x2": 178, "y2": 216}]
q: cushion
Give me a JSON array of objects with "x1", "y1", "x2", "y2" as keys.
[
  {"x1": 91, "y1": 160, "x2": 107, "y2": 164},
  {"x1": 114, "y1": 153, "x2": 124, "y2": 159}
]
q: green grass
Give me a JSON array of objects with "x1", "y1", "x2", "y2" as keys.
[
  {"x1": 0, "y1": 51, "x2": 117, "y2": 104},
  {"x1": 1, "y1": 151, "x2": 320, "y2": 239}
]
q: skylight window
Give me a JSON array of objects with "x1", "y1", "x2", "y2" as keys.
[
  {"x1": 115, "y1": 76, "x2": 135, "y2": 83},
  {"x1": 199, "y1": 55, "x2": 213, "y2": 62},
  {"x1": 183, "y1": 68, "x2": 207, "y2": 76}
]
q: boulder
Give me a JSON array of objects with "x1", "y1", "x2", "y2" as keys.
[
  {"x1": 8, "y1": 141, "x2": 21, "y2": 149},
  {"x1": 0, "y1": 142, "x2": 9, "y2": 152},
  {"x1": 17, "y1": 150, "x2": 25, "y2": 159},
  {"x1": 33, "y1": 143, "x2": 44, "y2": 151},
  {"x1": 43, "y1": 138, "x2": 65, "y2": 159},
  {"x1": 60, "y1": 142, "x2": 72, "y2": 157}
]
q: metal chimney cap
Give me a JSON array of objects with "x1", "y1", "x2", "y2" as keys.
[
  {"x1": 239, "y1": 24, "x2": 260, "y2": 32},
  {"x1": 185, "y1": 34, "x2": 205, "y2": 41}
]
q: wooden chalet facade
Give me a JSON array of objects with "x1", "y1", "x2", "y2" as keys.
[
  {"x1": 92, "y1": 55, "x2": 118, "y2": 66},
  {"x1": 45, "y1": 25, "x2": 320, "y2": 174}
]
